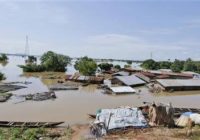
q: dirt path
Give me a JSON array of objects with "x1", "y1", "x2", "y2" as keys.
[{"x1": 69, "y1": 124, "x2": 200, "y2": 140}]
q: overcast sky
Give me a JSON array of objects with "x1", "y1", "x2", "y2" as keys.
[{"x1": 0, "y1": 0, "x2": 200, "y2": 60}]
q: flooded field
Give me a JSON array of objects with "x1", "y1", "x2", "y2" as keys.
[{"x1": 1, "y1": 57, "x2": 200, "y2": 125}]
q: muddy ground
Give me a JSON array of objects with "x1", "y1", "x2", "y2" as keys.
[{"x1": 18, "y1": 124, "x2": 198, "y2": 140}]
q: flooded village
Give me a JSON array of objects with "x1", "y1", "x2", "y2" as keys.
[
  {"x1": 1, "y1": 1, "x2": 200, "y2": 140},
  {"x1": 1, "y1": 54, "x2": 200, "y2": 139}
]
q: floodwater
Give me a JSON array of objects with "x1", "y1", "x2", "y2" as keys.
[{"x1": 0, "y1": 57, "x2": 200, "y2": 125}]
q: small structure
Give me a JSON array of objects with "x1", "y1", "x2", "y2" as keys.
[
  {"x1": 135, "y1": 73, "x2": 151, "y2": 83},
  {"x1": 66, "y1": 74, "x2": 104, "y2": 84},
  {"x1": 105, "y1": 86, "x2": 136, "y2": 94},
  {"x1": 112, "y1": 75, "x2": 146, "y2": 87},
  {"x1": 182, "y1": 71, "x2": 200, "y2": 79},
  {"x1": 90, "y1": 107, "x2": 148, "y2": 137},
  {"x1": 49, "y1": 84, "x2": 78, "y2": 90},
  {"x1": 156, "y1": 79, "x2": 200, "y2": 91}
]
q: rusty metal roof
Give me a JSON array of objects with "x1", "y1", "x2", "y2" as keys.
[{"x1": 156, "y1": 79, "x2": 200, "y2": 87}]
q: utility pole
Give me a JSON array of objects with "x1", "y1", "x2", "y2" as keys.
[
  {"x1": 150, "y1": 52, "x2": 153, "y2": 59},
  {"x1": 25, "y1": 35, "x2": 29, "y2": 57}
]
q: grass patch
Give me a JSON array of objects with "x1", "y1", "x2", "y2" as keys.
[{"x1": 0, "y1": 127, "x2": 46, "y2": 140}]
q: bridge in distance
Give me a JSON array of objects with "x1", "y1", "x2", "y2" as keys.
[{"x1": 0, "y1": 52, "x2": 143, "y2": 63}]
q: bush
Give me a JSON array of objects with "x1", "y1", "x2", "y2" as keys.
[
  {"x1": 114, "y1": 65, "x2": 121, "y2": 70},
  {"x1": 0, "y1": 72, "x2": 5, "y2": 81},
  {"x1": 19, "y1": 64, "x2": 45, "y2": 72},
  {"x1": 141, "y1": 59, "x2": 160, "y2": 70},
  {"x1": 170, "y1": 59, "x2": 184, "y2": 73},
  {"x1": 98, "y1": 63, "x2": 113, "y2": 71},
  {"x1": 41, "y1": 51, "x2": 71, "y2": 72},
  {"x1": 0, "y1": 54, "x2": 8, "y2": 62},
  {"x1": 19, "y1": 51, "x2": 71, "y2": 72},
  {"x1": 74, "y1": 56, "x2": 97, "y2": 76}
]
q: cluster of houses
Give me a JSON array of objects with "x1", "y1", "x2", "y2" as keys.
[{"x1": 65, "y1": 67, "x2": 200, "y2": 95}]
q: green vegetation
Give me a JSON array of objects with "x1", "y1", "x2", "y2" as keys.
[
  {"x1": 140, "y1": 59, "x2": 160, "y2": 70},
  {"x1": 98, "y1": 63, "x2": 113, "y2": 71},
  {"x1": 114, "y1": 64, "x2": 121, "y2": 70},
  {"x1": 19, "y1": 64, "x2": 45, "y2": 72},
  {"x1": 0, "y1": 127, "x2": 46, "y2": 140},
  {"x1": 26, "y1": 56, "x2": 37, "y2": 64},
  {"x1": 19, "y1": 51, "x2": 71, "y2": 72},
  {"x1": 74, "y1": 56, "x2": 97, "y2": 76},
  {"x1": 0, "y1": 72, "x2": 5, "y2": 81},
  {"x1": 124, "y1": 64, "x2": 131, "y2": 68},
  {"x1": 0, "y1": 54, "x2": 8, "y2": 62},
  {"x1": 141, "y1": 58, "x2": 200, "y2": 73},
  {"x1": 170, "y1": 59, "x2": 184, "y2": 73},
  {"x1": 127, "y1": 60, "x2": 132, "y2": 65}
]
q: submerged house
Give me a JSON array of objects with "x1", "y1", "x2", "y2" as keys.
[
  {"x1": 65, "y1": 74, "x2": 104, "y2": 84},
  {"x1": 112, "y1": 75, "x2": 146, "y2": 87},
  {"x1": 156, "y1": 79, "x2": 200, "y2": 91},
  {"x1": 112, "y1": 71, "x2": 130, "y2": 76},
  {"x1": 105, "y1": 86, "x2": 136, "y2": 94}
]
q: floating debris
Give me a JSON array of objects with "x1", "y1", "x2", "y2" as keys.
[
  {"x1": 0, "y1": 93, "x2": 12, "y2": 102},
  {"x1": 0, "y1": 84, "x2": 26, "y2": 93},
  {"x1": 2, "y1": 81, "x2": 32, "y2": 85},
  {"x1": 15, "y1": 91, "x2": 57, "y2": 103},
  {"x1": 49, "y1": 84, "x2": 78, "y2": 91}
]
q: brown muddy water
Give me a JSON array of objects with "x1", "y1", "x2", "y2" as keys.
[{"x1": 0, "y1": 57, "x2": 200, "y2": 125}]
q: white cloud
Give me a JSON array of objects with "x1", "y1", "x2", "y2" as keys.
[{"x1": 83, "y1": 33, "x2": 200, "y2": 60}]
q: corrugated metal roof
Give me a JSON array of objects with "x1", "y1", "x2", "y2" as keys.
[
  {"x1": 112, "y1": 71, "x2": 130, "y2": 76},
  {"x1": 135, "y1": 73, "x2": 151, "y2": 83},
  {"x1": 115, "y1": 75, "x2": 146, "y2": 86},
  {"x1": 156, "y1": 79, "x2": 200, "y2": 87},
  {"x1": 109, "y1": 86, "x2": 136, "y2": 93}
]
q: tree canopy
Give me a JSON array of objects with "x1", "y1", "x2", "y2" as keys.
[
  {"x1": 41, "y1": 51, "x2": 71, "y2": 72},
  {"x1": 170, "y1": 59, "x2": 184, "y2": 73},
  {"x1": 0, "y1": 54, "x2": 8, "y2": 62},
  {"x1": 126, "y1": 60, "x2": 132, "y2": 65},
  {"x1": 26, "y1": 56, "x2": 37, "y2": 64},
  {"x1": 0, "y1": 72, "x2": 5, "y2": 81},
  {"x1": 183, "y1": 58, "x2": 197, "y2": 72},
  {"x1": 74, "y1": 56, "x2": 97, "y2": 76},
  {"x1": 140, "y1": 59, "x2": 160, "y2": 70},
  {"x1": 114, "y1": 65, "x2": 121, "y2": 70},
  {"x1": 98, "y1": 63, "x2": 113, "y2": 71},
  {"x1": 19, "y1": 51, "x2": 71, "y2": 72},
  {"x1": 140, "y1": 58, "x2": 200, "y2": 73}
]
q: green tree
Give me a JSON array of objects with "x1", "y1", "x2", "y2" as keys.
[
  {"x1": 74, "y1": 56, "x2": 97, "y2": 76},
  {"x1": 124, "y1": 64, "x2": 131, "y2": 68},
  {"x1": 26, "y1": 56, "x2": 37, "y2": 64},
  {"x1": 114, "y1": 65, "x2": 121, "y2": 70},
  {"x1": 141, "y1": 59, "x2": 160, "y2": 70},
  {"x1": 19, "y1": 64, "x2": 45, "y2": 72},
  {"x1": 0, "y1": 72, "x2": 5, "y2": 81},
  {"x1": 170, "y1": 59, "x2": 184, "y2": 72},
  {"x1": 0, "y1": 54, "x2": 8, "y2": 62},
  {"x1": 19, "y1": 51, "x2": 71, "y2": 72},
  {"x1": 159, "y1": 61, "x2": 172, "y2": 69},
  {"x1": 98, "y1": 63, "x2": 113, "y2": 71},
  {"x1": 127, "y1": 60, "x2": 132, "y2": 65},
  {"x1": 196, "y1": 63, "x2": 200, "y2": 73},
  {"x1": 40, "y1": 51, "x2": 71, "y2": 72},
  {"x1": 183, "y1": 58, "x2": 197, "y2": 72}
]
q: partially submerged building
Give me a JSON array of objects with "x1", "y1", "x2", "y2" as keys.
[
  {"x1": 105, "y1": 86, "x2": 136, "y2": 94},
  {"x1": 156, "y1": 79, "x2": 200, "y2": 91},
  {"x1": 112, "y1": 71, "x2": 130, "y2": 76},
  {"x1": 66, "y1": 74, "x2": 104, "y2": 84},
  {"x1": 112, "y1": 75, "x2": 146, "y2": 87}
]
